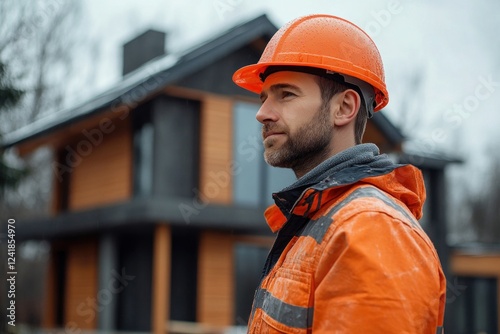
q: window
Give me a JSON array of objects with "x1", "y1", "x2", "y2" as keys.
[
  {"x1": 169, "y1": 228, "x2": 198, "y2": 321},
  {"x1": 117, "y1": 232, "x2": 153, "y2": 331},
  {"x1": 233, "y1": 102, "x2": 295, "y2": 207},
  {"x1": 419, "y1": 168, "x2": 431, "y2": 230},
  {"x1": 452, "y1": 276, "x2": 498, "y2": 334},
  {"x1": 54, "y1": 250, "x2": 67, "y2": 326},
  {"x1": 234, "y1": 242, "x2": 270, "y2": 324}
]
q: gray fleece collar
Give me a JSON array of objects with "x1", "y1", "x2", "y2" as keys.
[
  {"x1": 271, "y1": 144, "x2": 396, "y2": 217},
  {"x1": 283, "y1": 143, "x2": 394, "y2": 191}
]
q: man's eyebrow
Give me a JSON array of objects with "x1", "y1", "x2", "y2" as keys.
[{"x1": 260, "y1": 83, "x2": 302, "y2": 101}]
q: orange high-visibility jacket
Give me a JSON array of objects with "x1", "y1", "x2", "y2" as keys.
[{"x1": 248, "y1": 163, "x2": 446, "y2": 333}]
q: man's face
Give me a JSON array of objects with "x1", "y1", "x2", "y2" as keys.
[{"x1": 257, "y1": 71, "x2": 334, "y2": 173}]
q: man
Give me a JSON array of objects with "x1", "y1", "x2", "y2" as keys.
[{"x1": 232, "y1": 14, "x2": 446, "y2": 333}]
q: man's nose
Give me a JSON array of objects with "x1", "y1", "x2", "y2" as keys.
[{"x1": 256, "y1": 99, "x2": 279, "y2": 124}]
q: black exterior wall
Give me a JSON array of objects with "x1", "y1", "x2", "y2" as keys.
[
  {"x1": 152, "y1": 95, "x2": 200, "y2": 198},
  {"x1": 176, "y1": 44, "x2": 262, "y2": 98},
  {"x1": 116, "y1": 231, "x2": 153, "y2": 331},
  {"x1": 170, "y1": 227, "x2": 199, "y2": 321}
]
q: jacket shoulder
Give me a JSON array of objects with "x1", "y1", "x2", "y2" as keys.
[{"x1": 301, "y1": 185, "x2": 425, "y2": 245}]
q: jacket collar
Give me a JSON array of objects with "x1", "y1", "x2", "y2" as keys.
[
  {"x1": 272, "y1": 164, "x2": 396, "y2": 218},
  {"x1": 264, "y1": 144, "x2": 399, "y2": 232}
]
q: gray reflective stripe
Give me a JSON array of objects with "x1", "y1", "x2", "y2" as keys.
[
  {"x1": 301, "y1": 186, "x2": 421, "y2": 244},
  {"x1": 248, "y1": 289, "x2": 260, "y2": 325},
  {"x1": 252, "y1": 288, "x2": 313, "y2": 329},
  {"x1": 436, "y1": 326, "x2": 444, "y2": 334}
]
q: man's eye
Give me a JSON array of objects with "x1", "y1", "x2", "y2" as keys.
[{"x1": 281, "y1": 91, "x2": 295, "y2": 99}]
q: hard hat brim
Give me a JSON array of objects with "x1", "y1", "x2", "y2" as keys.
[{"x1": 232, "y1": 62, "x2": 389, "y2": 111}]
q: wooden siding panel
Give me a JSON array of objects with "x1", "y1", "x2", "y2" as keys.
[
  {"x1": 65, "y1": 239, "x2": 98, "y2": 329},
  {"x1": 68, "y1": 120, "x2": 132, "y2": 210},
  {"x1": 50, "y1": 165, "x2": 62, "y2": 214},
  {"x1": 451, "y1": 252, "x2": 500, "y2": 276},
  {"x1": 152, "y1": 224, "x2": 172, "y2": 334},
  {"x1": 498, "y1": 279, "x2": 500, "y2": 334},
  {"x1": 364, "y1": 121, "x2": 389, "y2": 151},
  {"x1": 197, "y1": 231, "x2": 234, "y2": 326},
  {"x1": 451, "y1": 251, "x2": 500, "y2": 334},
  {"x1": 16, "y1": 107, "x2": 133, "y2": 157},
  {"x1": 199, "y1": 96, "x2": 233, "y2": 204},
  {"x1": 41, "y1": 252, "x2": 56, "y2": 328}
]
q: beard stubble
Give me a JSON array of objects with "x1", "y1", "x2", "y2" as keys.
[{"x1": 262, "y1": 103, "x2": 333, "y2": 174}]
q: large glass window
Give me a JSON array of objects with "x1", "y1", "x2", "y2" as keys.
[
  {"x1": 452, "y1": 276, "x2": 498, "y2": 334},
  {"x1": 233, "y1": 102, "x2": 295, "y2": 207},
  {"x1": 233, "y1": 242, "x2": 270, "y2": 325}
]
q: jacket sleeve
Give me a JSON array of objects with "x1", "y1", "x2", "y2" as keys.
[{"x1": 312, "y1": 211, "x2": 446, "y2": 334}]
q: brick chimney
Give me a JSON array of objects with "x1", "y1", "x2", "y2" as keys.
[{"x1": 122, "y1": 29, "x2": 166, "y2": 76}]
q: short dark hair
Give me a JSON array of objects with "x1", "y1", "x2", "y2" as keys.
[{"x1": 315, "y1": 76, "x2": 368, "y2": 145}]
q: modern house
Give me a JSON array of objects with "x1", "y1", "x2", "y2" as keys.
[
  {"x1": 2, "y1": 14, "x2": 474, "y2": 333},
  {"x1": 448, "y1": 243, "x2": 500, "y2": 333}
]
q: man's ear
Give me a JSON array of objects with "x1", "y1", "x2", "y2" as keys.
[{"x1": 333, "y1": 89, "x2": 361, "y2": 126}]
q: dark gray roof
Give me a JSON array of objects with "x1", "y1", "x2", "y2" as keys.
[
  {"x1": 451, "y1": 242, "x2": 500, "y2": 254},
  {"x1": 2, "y1": 14, "x2": 277, "y2": 149},
  {"x1": 399, "y1": 149, "x2": 462, "y2": 169},
  {"x1": 370, "y1": 111, "x2": 405, "y2": 146}
]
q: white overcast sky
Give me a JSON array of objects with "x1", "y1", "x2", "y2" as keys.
[{"x1": 73, "y1": 0, "x2": 499, "y2": 240}]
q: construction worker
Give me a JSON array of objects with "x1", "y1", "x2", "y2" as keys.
[{"x1": 232, "y1": 14, "x2": 446, "y2": 333}]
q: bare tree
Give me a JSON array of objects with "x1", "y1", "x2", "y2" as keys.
[
  {"x1": 0, "y1": 61, "x2": 27, "y2": 195},
  {"x1": 0, "y1": 1, "x2": 97, "y2": 330},
  {"x1": 395, "y1": 67, "x2": 426, "y2": 137},
  {"x1": 0, "y1": 1, "x2": 96, "y2": 131},
  {"x1": 463, "y1": 156, "x2": 500, "y2": 243},
  {"x1": 0, "y1": 0, "x2": 97, "y2": 212}
]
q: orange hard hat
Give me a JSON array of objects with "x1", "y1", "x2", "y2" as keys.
[{"x1": 232, "y1": 14, "x2": 389, "y2": 112}]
